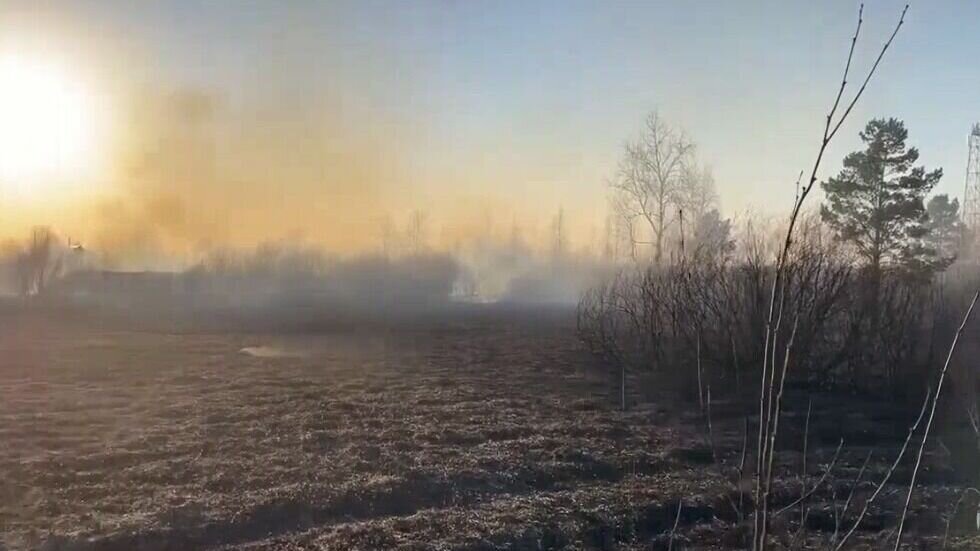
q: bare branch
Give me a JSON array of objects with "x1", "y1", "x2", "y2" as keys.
[
  {"x1": 828, "y1": 5, "x2": 910, "y2": 143},
  {"x1": 832, "y1": 449, "x2": 873, "y2": 546},
  {"x1": 753, "y1": 6, "x2": 909, "y2": 549},
  {"x1": 894, "y1": 290, "x2": 980, "y2": 550},
  {"x1": 774, "y1": 439, "x2": 845, "y2": 515},
  {"x1": 834, "y1": 385, "x2": 932, "y2": 550},
  {"x1": 668, "y1": 499, "x2": 683, "y2": 551}
]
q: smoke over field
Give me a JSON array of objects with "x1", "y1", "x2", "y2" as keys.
[{"x1": 4, "y1": 1, "x2": 980, "y2": 550}]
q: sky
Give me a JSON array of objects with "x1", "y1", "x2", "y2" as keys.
[{"x1": 0, "y1": 0, "x2": 978, "y2": 262}]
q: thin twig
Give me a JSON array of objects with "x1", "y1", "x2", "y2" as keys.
[
  {"x1": 731, "y1": 334, "x2": 741, "y2": 395},
  {"x1": 832, "y1": 449, "x2": 874, "y2": 546},
  {"x1": 841, "y1": 450, "x2": 874, "y2": 520},
  {"x1": 752, "y1": 5, "x2": 908, "y2": 549},
  {"x1": 826, "y1": 3, "x2": 862, "y2": 133},
  {"x1": 764, "y1": 315, "x2": 800, "y2": 501},
  {"x1": 775, "y1": 438, "x2": 844, "y2": 516},
  {"x1": 894, "y1": 290, "x2": 980, "y2": 550},
  {"x1": 827, "y1": 5, "x2": 909, "y2": 143},
  {"x1": 668, "y1": 499, "x2": 683, "y2": 551},
  {"x1": 697, "y1": 331, "x2": 704, "y2": 411},
  {"x1": 706, "y1": 385, "x2": 716, "y2": 462},
  {"x1": 739, "y1": 416, "x2": 749, "y2": 520},
  {"x1": 700, "y1": 384, "x2": 744, "y2": 520},
  {"x1": 942, "y1": 487, "x2": 980, "y2": 550},
  {"x1": 834, "y1": 386, "x2": 932, "y2": 550},
  {"x1": 798, "y1": 398, "x2": 813, "y2": 543}
]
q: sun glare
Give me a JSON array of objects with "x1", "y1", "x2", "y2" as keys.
[{"x1": 0, "y1": 54, "x2": 104, "y2": 197}]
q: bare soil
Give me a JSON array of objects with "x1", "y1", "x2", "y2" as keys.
[{"x1": 0, "y1": 309, "x2": 976, "y2": 550}]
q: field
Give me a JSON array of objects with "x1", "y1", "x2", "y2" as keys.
[{"x1": 0, "y1": 307, "x2": 976, "y2": 550}]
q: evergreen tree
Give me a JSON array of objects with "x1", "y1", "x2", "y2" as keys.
[
  {"x1": 820, "y1": 118, "x2": 943, "y2": 277},
  {"x1": 913, "y1": 194, "x2": 964, "y2": 272}
]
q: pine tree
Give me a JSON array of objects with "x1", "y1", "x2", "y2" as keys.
[
  {"x1": 914, "y1": 194, "x2": 964, "y2": 272},
  {"x1": 820, "y1": 118, "x2": 943, "y2": 277}
]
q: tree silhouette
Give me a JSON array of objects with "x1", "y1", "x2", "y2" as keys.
[
  {"x1": 913, "y1": 194, "x2": 964, "y2": 273},
  {"x1": 610, "y1": 112, "x2": 700, "y2": 263},
  {"x1": 14, "y1": 227, "x2": 61, "y2": 297},
  {"x1": 820, "y1": 118, "x2": 943, "y2": 277}
]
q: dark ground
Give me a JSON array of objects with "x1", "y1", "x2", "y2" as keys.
[{"x1": 0, "y1": 306, "x2": 977, "y2": 550}]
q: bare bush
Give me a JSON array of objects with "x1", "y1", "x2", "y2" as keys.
[
  {"x1": 577, "y1": 215, "x2": 870, "y2": 398},
  {"x1": 0, "y1": 227, "x2": 64, "y2": 297}
]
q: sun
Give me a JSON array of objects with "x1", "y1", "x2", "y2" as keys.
[{"x1": 0, "y1": 54, "x2": 104, "y2": 197}]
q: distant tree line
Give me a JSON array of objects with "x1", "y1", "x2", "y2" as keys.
[{"x1": 580, "y1": 113, "x2": 973, "y2": 401}]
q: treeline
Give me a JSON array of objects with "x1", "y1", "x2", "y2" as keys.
[{"x1": 579, "y1": 114, "x2": 975, "y2": 401}]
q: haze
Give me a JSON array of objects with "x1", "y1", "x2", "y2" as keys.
[
  {"x1": 8, "y1": 3, "x2": 980, "y2": 549},
  {"x1": 0, "y1": 0, "x2": 977, "y2": 265}
]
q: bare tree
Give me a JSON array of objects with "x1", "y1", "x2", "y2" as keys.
[
  {"x1": 15, "y1": 227, "x2": 61, "y2": 297},
  {"x1": 609, "y1": 193, "x2": 639, "y2": 261},
  {"x1": 379, "y1": 215, "x2": 398, "y2": 257},
  {"x1": 406, "y1": 209, "x2": 428, "y2": 255},
  {"x1": 610, "y1": 112, "x2": 695, "y2": 263},
  {"x1": 551, "y1": 207, "x2": 566, "y2": 259},
  {"x1": 679, "y1": 162, "x2": 719, "y2": 224}
]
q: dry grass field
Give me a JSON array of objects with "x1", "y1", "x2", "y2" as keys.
[{"x1": 0, "y1": 308, "x2": 976, "y2": 550}]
